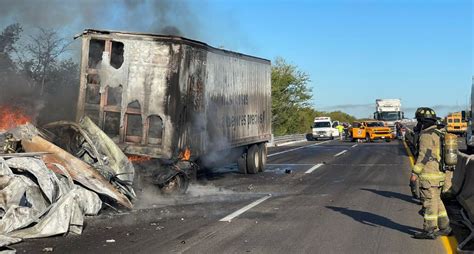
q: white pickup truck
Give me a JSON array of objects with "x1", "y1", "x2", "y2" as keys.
[{"x1": 311, "y1": 117, "x2": 339, "y2": 140}]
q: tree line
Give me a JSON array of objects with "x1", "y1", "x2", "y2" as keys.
[
  {"x1": 0, "y1": 23, "x2": 79, "y2": 124},
  {"x1": 271, "y1": 57, "x2": 356, "y2": 136}
]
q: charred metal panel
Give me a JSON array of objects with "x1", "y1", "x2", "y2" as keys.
[
  {"x1": 76, "y1": 29, "x2": 271, "y2": 160},
  {"x1": 204, "y1": 51, "x2": 271, "y2": 152}
]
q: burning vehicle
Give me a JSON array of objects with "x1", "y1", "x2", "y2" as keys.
[
  {"x1": 0, "y1": 105, "x2": 135, "y2": 248},
  {"x1": 0, "y1": 29, "x2": 272, "y2": 249},
  {"x1": 74, "y1": 29, "x2": 272, "y2": 193}
]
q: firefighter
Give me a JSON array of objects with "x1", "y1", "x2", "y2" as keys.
[{"x1": 412, "y1": 108, "x2": 452, "y2": 239}]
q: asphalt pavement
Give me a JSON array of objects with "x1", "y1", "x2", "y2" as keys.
[{"x1": 16, "y1": 139, "x2": 447, "y2": 254}]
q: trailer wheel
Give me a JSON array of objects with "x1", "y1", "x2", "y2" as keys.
[
  {"x1": 161, "y1": 174, "x2": 189, "y2": 195},
  {"x1": 258, "y1": 143, "x2": 267, "y2": 172},
  {"x1": 247, "y1": 144, "x2": 260, "y2": 174},
  {"x1": 237, "y1": 152, "x2": 248, "y2": 174}
]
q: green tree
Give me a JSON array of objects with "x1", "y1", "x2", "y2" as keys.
[
  {"x1": 326, "y1": 111, "x2": 357, "y2": 124},
  {"x1": 271, "y1": 57, "x2": 312, "y2": 135},
  {"x1": 0, "y1": 23, "x2": 36, "y2": 108},
  {"x1": 0, "y1": 23, "x2": 22, "y2": 55}
]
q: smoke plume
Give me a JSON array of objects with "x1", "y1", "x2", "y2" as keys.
[{"x1": 0, "y1": 0, "x2": 200, "y2": 38}]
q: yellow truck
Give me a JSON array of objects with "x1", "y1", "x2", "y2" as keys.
[
  {"x1": 446, "y1": 112, "x2": 467, "y2": 135},
  {"x1": 350, "y1": 121, "x2": 393, "y2": 142}
]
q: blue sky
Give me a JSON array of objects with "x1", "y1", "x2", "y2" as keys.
[
  {"x1": 2, "y1": 0, "x2": 472, "y2": 118},
  {"x1": 194, "y1": 0, "x2": 473, "y2": 118}
]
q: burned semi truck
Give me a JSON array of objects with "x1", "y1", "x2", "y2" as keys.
[{"x1": 75, "y1": 29, "x2": 272, "y2": 192}]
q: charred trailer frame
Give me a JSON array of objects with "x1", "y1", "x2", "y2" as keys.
[{"x1": 75, "y1": 29, "x2": 272, "y2": 189}]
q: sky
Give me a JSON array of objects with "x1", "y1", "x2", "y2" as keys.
[
  {"x1": 199, "y1": 0, "x2": 473, "y2": 118},
  {"x1": 1, "y1": 0, "x2": 472, "y2": 118}
]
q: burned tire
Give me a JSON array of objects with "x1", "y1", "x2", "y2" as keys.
[
  {"x1": 258, "y1": 143, "x2": 267, "y2": 172},
  {"x1": 237, "y1": 152, "x2": 248, "y2": 174},
  {"x1": 160, "y1": 174, "x2": 189, "y2": 195},
  {"x1": 246, "y1": 144, "x2": 260, "y2": 174}
]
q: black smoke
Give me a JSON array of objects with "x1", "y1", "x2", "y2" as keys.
[
  {"x1": 0, "y1": 0, "x2": 199, "y2": 38},
  {"x1": 0, "y1": 0, "x2": 201, "y2": 124}
]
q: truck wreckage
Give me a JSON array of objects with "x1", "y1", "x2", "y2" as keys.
[
  {"x1": 0, "y1": 116, "x2": 136, "y2": 249},
  {"x1": 75, "y1": 29, "x2": 272, "y2": 190},
  {"x1": 0, "y1": 28, "x2": 272, "y2": 250}
]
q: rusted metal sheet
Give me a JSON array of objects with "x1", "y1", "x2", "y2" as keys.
[
  {"x1": 21, "y1": 136, "x2": 133, "y2": 209},
  {"x1": 75, "y1": 29, "x2": 272, "y2": 160}
]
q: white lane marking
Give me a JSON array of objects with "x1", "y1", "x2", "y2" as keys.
[
  {"x1": 334, "y1": 150, "x2": 348, "y2": 157},
  {"x1": 351, "y1": 144, "x2": 358, "y2": 148},
  {"x1": 305, "y1": 163, "x2": 323, "y2": 174},
  {"x1": 267, "y1": 164, "x2": 315, "y2": 166},
  {"x1": 267, "y1": 140, "x2": 331, "y2": 158},
  {"x1": 219, "y1": 195, "x2": 272, "y2": 222}
]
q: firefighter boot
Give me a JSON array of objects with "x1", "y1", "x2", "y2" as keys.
[
  {"x1": 436, "y1": 227, "x2": 452, "y2": 237},
  {"x1": 413, "y1": 230, "x2": 437, "y2": 239}
]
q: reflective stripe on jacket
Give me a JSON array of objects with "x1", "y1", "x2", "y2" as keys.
[{"x1": 412, "y1": 125, "x2": 445, "y2": 186}]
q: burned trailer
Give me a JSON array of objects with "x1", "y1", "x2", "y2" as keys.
[{"x1": 75, "y1": 29, "x2": 272, "y2": 192}]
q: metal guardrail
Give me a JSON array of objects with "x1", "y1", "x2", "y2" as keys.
[
  {"x1": 268, "y1": 134, "x2": 307, "y2": 147},
  {"x1": 273, "y1": 134, "x2": 306, "y2": 143}
]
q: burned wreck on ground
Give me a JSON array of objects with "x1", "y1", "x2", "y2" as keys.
[
  {"x1": 0, "y1": 116, "x2": 135, "y2": 249},
  {"x1": 75, "y1": 29, "x2": 272, "y2": 193}
]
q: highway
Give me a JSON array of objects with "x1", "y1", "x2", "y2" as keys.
[{"x1": 16, "y1": 139, "x2": 448, "y2": 253}]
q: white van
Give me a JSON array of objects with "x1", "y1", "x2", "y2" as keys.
[{"x1": 312, "y1": 117, "x2": 339, "y2": 140}]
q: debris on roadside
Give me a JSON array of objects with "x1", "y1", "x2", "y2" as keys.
[
  {"x1": 42, "y1": 247, "x2": 54, "y2": 252},
  {"x1": 0, "y1": 116, "x2": 136, "y2": 249},
  {"x1": 284, "y1": 169, "x2": 292, "y2": 174},
  {"x1": 106, "y1": 239, "x2": 116, "y2": 243}
]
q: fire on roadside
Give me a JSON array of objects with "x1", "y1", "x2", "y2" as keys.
[
  {"x1": 0, "y1": 105, "x2": 32, "y2": 132},
  {"x1": 127, "y1": 155, "x2": 151, "y2": 163},
  {"x1": 179, "y1": 147, "x2": 191, "y2": 161}
]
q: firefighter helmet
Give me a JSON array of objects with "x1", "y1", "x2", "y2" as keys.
[{"x1": 415, "y1": 107, "x2": 437, "y2": 121}]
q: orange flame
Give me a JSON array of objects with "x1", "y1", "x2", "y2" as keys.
[
  {"x1": 179, "y1": 147, "x2": 191, "y2": 161},
  {"x1": 0, "y1": 105, "x2": 31, "y2": 132},
  {"x1": 127, "y1": 155, "x2": 151, "y2": 163}
]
